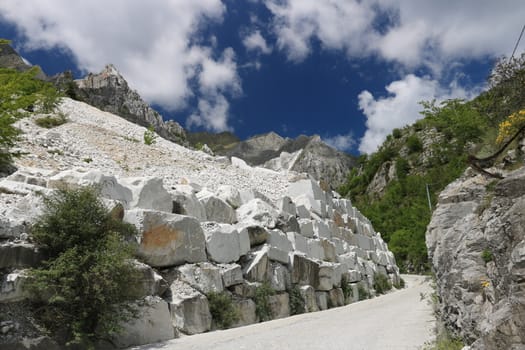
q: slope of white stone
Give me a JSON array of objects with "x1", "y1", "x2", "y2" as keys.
[{"x1": 13, "y1": 98, "x2": 292, "y2": 202}]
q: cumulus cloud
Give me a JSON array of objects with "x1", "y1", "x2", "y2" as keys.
[
  {"x1": 187, "y1": 94, "x2": 232, "y2": 132},
  {"x1": 265, "y1": 0, "x2": 375, "y2": 62},
  {"x1": 264, "y1": 0, "x2": 524, "y2": 69},
  {"x1": 0, "y1": 0, "x2": 240, "y2": 131},
  {"x1": 358, "y1": 74, "x2": 474, "y2": 153},
  {"x1": 242, "y1": 30, "x2": 272, "y2": 54},
  {"x1": 323, "y1": 133, "x2": 356, "y2": 152}
]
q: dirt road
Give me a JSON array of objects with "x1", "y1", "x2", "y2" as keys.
[{"x1": 132, "y1": 275, "x2": 435, "y2": 350}]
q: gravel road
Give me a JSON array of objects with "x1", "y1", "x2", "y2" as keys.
[{"x1": 132, "y1": 275, "x2": 436, "y2": 350}]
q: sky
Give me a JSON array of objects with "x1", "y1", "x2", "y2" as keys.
[{"x1": 0, "y1": 1, "x2": 524, "y2": 155}]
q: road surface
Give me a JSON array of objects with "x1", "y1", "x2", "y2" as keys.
[{"x1": 132, "y1": 275, "x2": 436, "y2": 350}]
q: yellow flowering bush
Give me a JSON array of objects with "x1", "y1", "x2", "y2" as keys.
[{"x1": 496, "y1": 109, "x2": 525, "y2": 144}]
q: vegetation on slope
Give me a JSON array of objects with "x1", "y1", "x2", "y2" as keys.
[
  {"x1": 0, "y1": 65, "x2": 60, "y2": 171},
  {"x1": 339, "y1": 54, "x2": 525, "y2": 272},
  {"x1": 26, "y1": 187, "x2": 139, "y2": 348}
]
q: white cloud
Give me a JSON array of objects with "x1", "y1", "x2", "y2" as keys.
[
  {"x1": 358, "y1": 74, "x2": 474, "y2": 153},
  {"x1": 187, "y1": 94, "x2": 232, "y2": 132},
  {"x1": 264, "y1": 0, "x2": 525, "y2": 69},
  {"x1": 265, "y1": 0, "x2": 375, "y2": 62},
  {"x1": 242, "y1": 30, "x2": 272, "y2": 55},
  {"x1": 0, "y1": 0, "x2": 241, "y2": 131},
  {"x1": 323, "y1": 133, "x2": 355, "y2": 152}
]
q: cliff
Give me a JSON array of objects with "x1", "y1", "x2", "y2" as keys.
[{"x1": 427, "y1": 164, "x2": 525, "y2": 349}]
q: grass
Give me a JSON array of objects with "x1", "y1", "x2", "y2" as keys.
[
  {"x1": 393, "y1": 277, "x2": 406, "y2": 289},
  {"x1": 254, "y1": 282, "x2": 275, "y2": 322},
  {"x1": 357, "y1": 283, "x2": 369, "y2": 300},
  {"x1": 423, "y1": 331, "x2": 464, "y2": 350},
  {"x1": 143, "y1": 125, "x2": 157, "y2": 145},
  {"x1": 207, "y1": 291, "x2": 239, "y2": 329},
  {"x1": 481, "y1": 249, "x2": 493, "y2": 264},
  {"x1": 34, "y1": 112, "x2": 68, "y2": 128},
  {"x1": 341, "y1": 276, "x2": 353, "y2": 303},
  {"x1": 373, "y1": 273, "x2": 392, "y2": 295},
  {"x1": 288, "y1": 285, "x2": 305, "y2": 315}
]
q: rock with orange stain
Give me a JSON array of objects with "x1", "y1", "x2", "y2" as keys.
[{"x1": 124, "y1": 209, "x2": 207, "y2": 267}]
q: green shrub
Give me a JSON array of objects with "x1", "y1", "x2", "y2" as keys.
[
  {"x1": 357, "y1": 283, "x2": 369, "y2": 300},
  {"x1": 392, "y1": 128, "x2": 402, "y2": 139},
  {"x1": 406, "y1": 135, "x2": 423, "y2": 153},
  {"x1": 0, "y1": 67, "x2": 60, "y2": 170},
  {"x1": 481, "y1": 249, "x2": 493, "y2": 264},
  {"x1": 288, "y1": 285, "x2": 305, "y2": 315},
  {"x1": 373, "y1": 273, "x2": 392, "y2": 295},
  {"x1": 143, "y1": 125, "x2": 157, "y2": 145},
  {"x1": 26, "y1": 186, "x2": 139, "y2": 347},
  {"x1": 34, "y1": 112, "x2": 68, "y2": 128},
  {"x1": 423, "y1": 330, "x2": 464, "y2": 350},
  {"x1": 393, "y1": 277, "x2": 406, "y2": 289},
  {"x1": 207, "y1": 291, "x2": 239, "y2": 329},
  {"x1": 341, "y1": 276, "x2": 353, "y2": 303},
  {"x1": 254, "y1": 282, "x2": 275, "y2": 322}
]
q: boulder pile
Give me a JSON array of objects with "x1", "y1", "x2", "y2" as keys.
[{"x1": 1, "y1": 166, "x2": 399, "y2": 348}]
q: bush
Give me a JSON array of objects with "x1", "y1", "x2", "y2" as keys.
[
  {"x1": 340, "y1": 276, "x2": 353, "y2": 303},
  {"x1": 288, "y1": 285, "x2": 305, "y2": 315},
  {"x1": 34, "y1": 112, "x2": 68, "y2": 128},
  {"x1": 143, "y1": 125, "x2": 157, "y2": 145},
  {"x1": 0, "y1": 67, "x2": 60, "y2": 170},
  {"x1": 254, "y1": 282, "x2": 275, "y2": 322},
  {"x1": 392, "y1": 128, "x2": 402, "y2": 139},
  {"x1": 393, "y1": 277, "x2": 406, "y2": 289},
  {"x1": 406, "y1": 135, "x2": 423, "y2": 153},
  {"x1": 207, "y1": 291, "x2": 239, "y2": 329},
  {"x1": 373, "y1": 273, "x2": 392, "y2": 295},
  {"x1": 357, "y1": 283, "x2": 369, "y2": 300},
  {"x1": 481, "y1": 249, "x2": 493, "y2": 264},
  {"x1": 26, "y1": 186, "x2": 139, "y2": 347}
]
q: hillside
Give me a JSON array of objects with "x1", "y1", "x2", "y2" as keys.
[
  {"x1": 0, "y1": 64, "x2": 402, "y2": 349},
  {"x1": 339, "y1": 54, "x2": 525, "y2": 273}
]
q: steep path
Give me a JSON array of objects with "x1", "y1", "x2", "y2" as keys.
[{"x1": 132, "y1": 275, "x2": 435, "y2": 350}]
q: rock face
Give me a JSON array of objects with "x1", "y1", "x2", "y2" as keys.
[
  {"x1": 208, "y1": 132, "x2": 355, "y2": 189},
  {"x1": 0, "y1": 43, "x2": 31, "y2": 71},
  {"x1": 75, "y1": 64, "x2": 186, "y2": 145},
  {"x1": 427, "y1": 167, "x2": 525, "y2": 349},
  {"x1": 0, "y1": 43, "x2": 47, "y2": 80}
]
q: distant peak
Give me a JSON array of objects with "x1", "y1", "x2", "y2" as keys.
[{"x1": 102, "y1": 64, "x2": 122, "y2": 77}]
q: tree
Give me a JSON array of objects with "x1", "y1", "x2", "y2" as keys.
[{"x1": 26, "y1": 186, "x2": 139, "y2": 348}]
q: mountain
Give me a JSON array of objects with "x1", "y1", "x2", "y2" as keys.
[
  {"x1": 191, "y1": 131, "x2": 356, "y2": 189},
  {"x1": 0, "y1": 42, "x2": 46, "y2": 79},
  {"x1": 71, "y1": 65, "x2": 187, "y2": 145}
]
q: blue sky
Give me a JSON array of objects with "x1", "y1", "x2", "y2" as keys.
[{"x1": 0, "y1": 1, "x2": 523, "y2": 154}]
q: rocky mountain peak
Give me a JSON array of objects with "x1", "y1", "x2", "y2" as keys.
[
  {"x1": 73, "y1": 64, "x2": 187, "y2": 145},
  {"x1": 207, "y1": 131, "x2": 355, "y2": 189},
  {"x1": 245, "y1": 131, "x2": 287, "y2": 151},
  {"x1": 76, "y1": 63, "x2": 126, "y2": 89}
]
